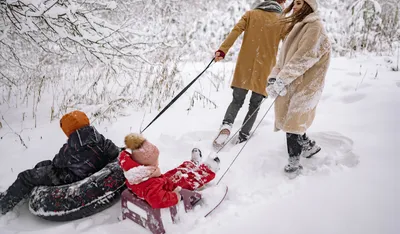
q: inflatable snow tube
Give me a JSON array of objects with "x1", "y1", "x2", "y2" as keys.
[{"x1": 28, "y1": 159, "x2": 126, "y2": 221}]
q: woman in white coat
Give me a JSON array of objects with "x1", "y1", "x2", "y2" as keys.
[{"x1": 266, "y1": 0, "x2": 331, "y2": 175}]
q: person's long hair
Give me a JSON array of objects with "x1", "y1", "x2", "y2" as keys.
[{"x1": 280, "y1": 2, "x2": 314, "y2": 39}]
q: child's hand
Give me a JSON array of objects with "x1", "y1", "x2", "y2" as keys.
[{"x1": 174, "y1": 186, "x2": 182, "y2": 202}]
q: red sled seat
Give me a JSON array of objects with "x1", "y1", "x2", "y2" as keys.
[{"x1": 120, "y1": 188, "x2": 202, "y2": 234}]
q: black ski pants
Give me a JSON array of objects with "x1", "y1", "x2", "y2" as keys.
[
  {"x1": 222, "y1": 87, "x2": 265, "y2": 137},
  {"x1": 0, "y1": 160, "x2": 72, "y2": 214}
]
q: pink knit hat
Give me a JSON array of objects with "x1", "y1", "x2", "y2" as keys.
[{"x1": 131, "y1": 140, "x2": 160, "y2": 167}]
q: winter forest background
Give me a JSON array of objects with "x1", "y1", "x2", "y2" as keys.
[{"x1": 0, "y1": 0, "x2": 399, "y2": 128}]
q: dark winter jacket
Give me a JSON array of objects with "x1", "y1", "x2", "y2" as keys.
[{"x1": 52, "y1": 126, "x2": 119, "y2": 181}]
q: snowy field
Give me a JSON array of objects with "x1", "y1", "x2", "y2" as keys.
[{"x1": 0, "y1": 55, "x2": 399, "y2": 234}]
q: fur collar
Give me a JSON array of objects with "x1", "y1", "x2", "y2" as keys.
[{"x1": 301, "y1": 12, "x2": 321, "y2": 23}]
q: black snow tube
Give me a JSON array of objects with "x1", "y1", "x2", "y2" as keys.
[{"x1": 28, "y1": 159, "x2": 126, "y2": 221}]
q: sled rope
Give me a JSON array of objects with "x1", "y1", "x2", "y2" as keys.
[
  {"x1": 216, "y1": 97, "x2": 278, "y2": 185},
  {"x1": 140, "y1": 58, "x2": 215, "y2": 133}
]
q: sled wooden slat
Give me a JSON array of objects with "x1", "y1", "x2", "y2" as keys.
[{"x1": 121, "y1": 189, "x2": 201, "y2": 234}]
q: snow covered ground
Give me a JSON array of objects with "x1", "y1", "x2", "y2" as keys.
[{"x1": 0, "y1": 55, "x2": 399, "y2": 234}]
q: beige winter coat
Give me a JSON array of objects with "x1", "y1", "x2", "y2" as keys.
[
  {"x1": 219, "y1": 10, "x2": 283, "y2": 96},
  {"x1": 269, "y1": 12, "x2": 331, "y2": 134}
]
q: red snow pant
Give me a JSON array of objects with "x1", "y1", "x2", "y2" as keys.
[{"x1": 163, "y1": 161, "x2": 216, "y2": 191}]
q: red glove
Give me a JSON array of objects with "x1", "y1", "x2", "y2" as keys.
[
  {"x1": 215, "y1": 50, "x2": 225, "y2": 62},
  {"x1": 216, "y1": 50, "x2": 225, "y2": 58}
]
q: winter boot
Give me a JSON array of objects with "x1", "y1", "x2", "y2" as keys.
[
  {"x1": 204, "y1": 155, "x2": 221, "y2": 173},
  {"x1": 0, "y1": 179, "x2": 29, "y2": 215},
  {"x1": 191, "y1": 148, "x2": 202, "y2": 165},
  {"x1": 301, "y1": 137, "x2": 321, "y2": 159},
  {"x1": 213, "y1": 123, "x2": 232, "y2": 150},
  {"x1": 233, "y1": 132, "x2": 249, "y2": 145},
  {"x1": 284, "y1": 156, "x2": 303, "y2": 174}
]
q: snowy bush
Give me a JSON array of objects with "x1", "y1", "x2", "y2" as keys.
[{"x1": 0, "y1": 0, "x2": 399, "y2": 128}]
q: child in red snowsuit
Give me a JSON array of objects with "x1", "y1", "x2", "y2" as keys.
[{"x1": 119, "y1": 133, "x2": 220, "y2": 209}]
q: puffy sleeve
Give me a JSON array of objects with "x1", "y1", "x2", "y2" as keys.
[
  {"x1": 269, "y1": 66, "x2": 281, "y2": 79},
  {"x1": 118, "y1": 151, "x2": 139, "y2": 171},
  {"x1": 276, "y1": 24, "x2": 331, "y2": 85},
  {"x1": 52, "y1": 143, "x2": 69, "y2": 168},
  {"x1": 145, "y1": 180, "x2": 179, "y2": 209},
  {"x1": 218, "y1": 11, "x2": 249, "y2": 54},
  {"x1": 104, "y1": 138, "x2": 120, "y2": 162}
]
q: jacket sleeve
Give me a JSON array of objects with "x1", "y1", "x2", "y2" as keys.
[
  {"x1": 145, "y1": 180, "x2": 179, "y2": 209},
  {"x1": 119, "y1": 151, "x2": 139, "y2": 171},
  {"x1": 276, "y1": 24, "x2": 331, "y2": 85},
  {"x1": 268, "y1": 66, "x2": 281, "y2": 79},
  {"x1": 103, "y1": 138, "x2": 119, "y2": 162},
  {"x1": 218, "y1": 11, "x2": 249, "y2": 54},
  {"x1": 52, "y1": 143, "x2": 69, "y2": 168}
]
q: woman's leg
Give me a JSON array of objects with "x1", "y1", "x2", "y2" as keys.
[{"x1": 285, "y1": 133, "x2": 304, "y2": 173}]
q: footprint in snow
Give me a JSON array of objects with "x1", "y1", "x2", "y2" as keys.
[
  {"x1": 340, "y1": 93, "x2": 367, "y2": 104},
  {"x1": 301, "y1": 131, "x2": 360, "y2": 175},
  {"x1": 179, "y1": 130, "x2": 217, "y2": 142},
  {"x1": 356, "y1": 83, "x2": 372, "y2": 89},
  {"x1": 346, "y1": 72, "x2": 361, "y2": 77},
  {"x1": 340, "y1": 85, "x2": 355, "y2": 92}
]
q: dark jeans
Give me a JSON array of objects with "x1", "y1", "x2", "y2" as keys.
[
  {"x1": 286, "y1": 133, "x2": 312, "y2": 157},
  {"x1": 0, "y1": 160, "x2": 72, "y2": 214},
  {"x1": 223, "y1": 87, "x2": 265, "y2": 137}
]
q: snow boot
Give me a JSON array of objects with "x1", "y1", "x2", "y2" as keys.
[
  {"x1": 191, "y1": 148, "x2": 202, "y2": 165},
  {"x1": 213, "y1": 124, "x2": 232, "y2": 150},
  {"x1": 233, "y1": 132, "x2": 249, "y2": 145},
  {"x1": 284, "y1": 156, "x2": 303, "y2": 174},
  {"x1": 205, "y1": 155, "x2": 221, "y2": 173},
  {"x1": 301, "y1": 137, "x2": 321, "y2": 158},
  {"x1": 0, "y1": 179, "x2": 28, "y2": 215}
]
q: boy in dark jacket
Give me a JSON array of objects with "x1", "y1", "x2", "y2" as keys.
[{"x1": 0, "y1": 110, "x2": 119, "y2": 214}]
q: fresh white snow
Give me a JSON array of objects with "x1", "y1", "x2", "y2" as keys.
[{"x1": 0, "y1": 55, "x2": 399, "y2": 234}]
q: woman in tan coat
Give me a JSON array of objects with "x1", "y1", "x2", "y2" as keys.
[
  {"x1": 213, "y1": 0, "x2": 286, "y2": 149},
  {"x1": 266, "y1": 0, "x2": 331, "y2": 175}
]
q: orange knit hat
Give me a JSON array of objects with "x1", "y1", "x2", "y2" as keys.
[{"x1": 60, "y1": 110, "x2": 90, "y2": 137}]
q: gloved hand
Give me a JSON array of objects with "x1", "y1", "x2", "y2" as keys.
[
  {"x1": 214, "y1": 50, "x2": 225, "y2": 62},
  {"x1": 266, "y1": 78, "x2": 287, "y2": 99}
]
